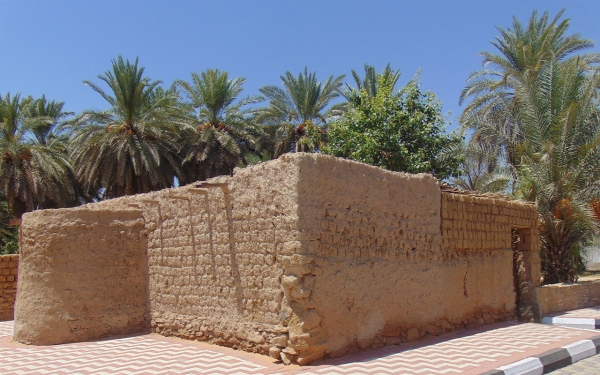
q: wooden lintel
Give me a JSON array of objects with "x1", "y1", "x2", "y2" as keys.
[
  {"x1": 196, "y1": 182, "x2": 228, "y2": 189},
  {"x1": 127, "y1": 203, "x2": 140, "y2": 208},
  {"x1": 9, "y1": 218, "x2": 21, "y2": 226},
  {"x1": 187, "y1": 188, "x2": 208, "y2": 195}
]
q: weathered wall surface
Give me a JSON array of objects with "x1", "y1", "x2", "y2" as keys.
[
  {"x1": 14, "y1": 153, "x2": 541, "y2": 366},
  {"x1": 14, "y1": 208, "x2": 149, "y2": 345},
  {"x1": 0, "y1": 254, "x2": 18, "y2": 321},
  {"x1": 272, "y1": 155, "x2": 540, "y2": 363},
  {"x1": 136, "y1": 158, "x2": 302, "y2": 355},
  {"x1": 442, "y1": 191, "x2": 541, "y2": 321},
  {"x1": 537, "y1": 281, "x2": 600, "y2": 316}
]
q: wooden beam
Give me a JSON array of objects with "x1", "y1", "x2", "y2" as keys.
[
  {"x1": 9, "y1": 218, "x2": 21, "y2": 226},
  {"x1": 196, "y1": 182, "x2": 228, "y2": 189},
  {"x1": 187, "y1": 188, "x2": 208, "y2": 195}
]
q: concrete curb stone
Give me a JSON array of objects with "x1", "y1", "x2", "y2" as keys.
[
  {"x1": 541, "y1": 316, "x2": 600, "y2": 330},
  {"x1": 480, "y1": 335, "x2": 600, "y2": 375}
]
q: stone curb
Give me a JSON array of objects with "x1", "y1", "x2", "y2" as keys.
[
  {"x1": 481, "y1": 335, "x2": 600, "y2": 375},
  {"x1": 541, "y1": 316, "x2": 600, "y2": 330}
]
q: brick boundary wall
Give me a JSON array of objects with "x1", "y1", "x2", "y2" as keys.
[
  {"x1": 537, "y1": 280, "x2": 600, "y2": 316},
  {"x1": 0, "y1": 254, "x2": 18, "y2": 321}
]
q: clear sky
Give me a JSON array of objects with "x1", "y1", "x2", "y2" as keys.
[{"x1": 2, "y1": 1, "x2": 600, "y2": 131}]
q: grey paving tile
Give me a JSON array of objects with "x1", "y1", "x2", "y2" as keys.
[{"x1": 551, "y1": 353, "x2": 600, "y2": 374}]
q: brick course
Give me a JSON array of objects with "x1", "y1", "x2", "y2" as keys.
[{"x1": 0, "y1": 254, "x2": 18, "y2": 321}]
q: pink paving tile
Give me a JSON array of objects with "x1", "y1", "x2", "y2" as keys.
[
  {"x1": 1, "y1": 320, "x2": 599, "y2": 375},
  {"x1": 283, "y1": 322, "x2": 600, "y2": 375},
  {"x1": 0, "y1": 320, "x2": 14, "y2": 337},
  {"x1": 0, "y1": 326, "x2": 280, "y2": 375}
]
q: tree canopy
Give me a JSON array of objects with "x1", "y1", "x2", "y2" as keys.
[{"x1": 327, "y1": 74, "x2": 462, "y2": 180}]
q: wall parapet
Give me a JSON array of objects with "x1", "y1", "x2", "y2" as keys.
[
  {"x1": 537, "y1": 280, "x2": 600, "y2": 316},
  {"x1": 0, "y1": 254, "x2": 18, "y2": 321}
]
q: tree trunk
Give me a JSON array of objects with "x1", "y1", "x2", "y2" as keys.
[
  {"x1": 9, "y1": 199, "x2": 28, "y2": 220},
  {"x1": 543, "y1": 243, "x2": 576, "y2": 284}
]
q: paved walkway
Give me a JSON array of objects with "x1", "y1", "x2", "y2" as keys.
[
  {"x1": 1, "y1": 320, "x2": 599, "y2": 375},
  {"x1": 551, "y1": 353, "x2": 600, "y2": 374}
]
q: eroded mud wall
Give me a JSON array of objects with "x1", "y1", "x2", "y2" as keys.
[
  {"x1": 134, "y1": 157, "x2": 303, "y2": 354},
  {"x1": 14, "y1": 207, "x2": 149, "y2": 345},
  {"x1": 283, "y1": 154, "x2": 540, "y2": 361}
]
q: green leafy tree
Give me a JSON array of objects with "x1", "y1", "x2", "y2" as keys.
[
  {"x1": 0, "y1": 93, "x2": 76, "y2": 218},
  {"x1": 326, "y1": 74, "x2": 461, "y2": 179},
  {"x1": 256, "y1": 68, "x2": 345, "y2": 157},
  {"x1": 69, "y1": 56, "x2": 185, "y2": 198},
  {"x1": 176, "y1": 69, "x2": 262, "y2": 181}
]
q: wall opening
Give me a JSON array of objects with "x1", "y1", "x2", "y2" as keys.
[{"x1": 511, "y1": 228, "x2": 523, "y2": 320}]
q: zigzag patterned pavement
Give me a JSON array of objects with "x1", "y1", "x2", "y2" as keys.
[
  {"x1": 293, "y1": 323, "x2": 597, "y2": 375},
  {"x1": 550, "y1": 306, "x2": 600, "y2": 319},
  {"x1": 0, "y1": 320, "x2": 13, "y2": 337},
  {"x1": 1, "y1": 320, "x2": 599, "y2": 375}
]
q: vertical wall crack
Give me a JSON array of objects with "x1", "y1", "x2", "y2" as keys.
[{"x1": 463, "y1": 260, "x2": 470, "y2": 298}]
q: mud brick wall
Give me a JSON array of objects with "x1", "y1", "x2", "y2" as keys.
[
  {"x1": 537, "y1": 280, "x2": 600, "y2": 316},
  {"x1": 0, "y1": 254, "x2": 18, "y2": 321},
  {"x1": 134, "y1": 158, "x2": 301, "y2": 355},
  {"x1": 441, "y1": 192, "x2": 538, "y2": 252},
  {"x1": 14, "y1": 208, "x2": 150, "y2": 345},
  {"x1": 441, "y1": 192, "x2": 542, "y2": 321},
  {"x1": 14, "y1": 153, "x2": 542, "y2": 366},
  {"x1": 283, "y1": 155, "x2": 541, "y2": 362}
]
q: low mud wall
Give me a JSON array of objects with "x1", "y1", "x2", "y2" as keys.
[
  {"x1": 537, "y1": 280, "x2": 600, "y2": 316},
  {"x1": 15, "y1": 153, "x2": 541, "y2": 365},
  {"x1": 15, "y1": 208, "x2": 149, "y2": 344},
  {"x1": 0, "y1": 254, "x2": 18, "y2": 321}
]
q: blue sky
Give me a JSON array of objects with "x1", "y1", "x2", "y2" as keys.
[{"x1": 2, "y1": 1, "x2": 600, "y2": 131}]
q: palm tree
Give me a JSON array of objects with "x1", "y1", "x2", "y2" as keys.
[
  {"x1": 256, "y1": 68, "x2": 345, "y2": 157},
  {"x1": 513, "y1": 60, "x2": 600, "y2": 283},
  {"x1": 345, "y1": 63, "x2": 401, "y2": 98},
  {"x1": 0, "y1": 93, "x2": 76, "y2": 218},
  {"x1": 442, "y1": 139, "x2": 512, "y2": 193},
  {"x1": 0, "y1": 198, "x2": 18, "y2": 254},
  {"x1": 175, "y1": 69, "x2": 262, "y2": 181},
  {"x1": 460, "y1": 11, "x2": 600, "y2": 283},
  {"x1": 69, "y1": 56, "x2": 185, "y2": 198},
  {"x1": 23, "y1": 95, "x2": 73, "y2": 146},
  {"x1": 460, "y1": 9, "x2": 600, "y2": 135}
]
